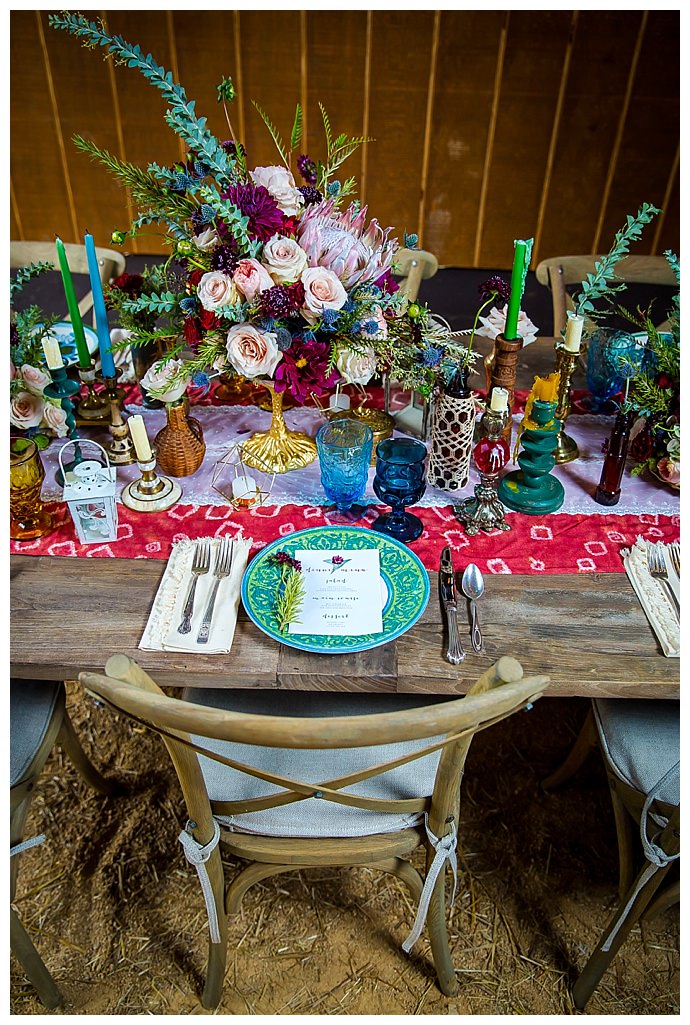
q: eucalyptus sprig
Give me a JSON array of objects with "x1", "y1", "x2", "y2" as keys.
[{"x1": 573, "y1": 202, "x2": 661, "y2": 324}]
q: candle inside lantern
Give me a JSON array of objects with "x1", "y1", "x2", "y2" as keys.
[
  {"x1": 84, "y1": 232, "x2": 117, "y2": 378},
  {"x1": 42, "y1": 336, "x2": 64, "y2": 370},
  {"x1": 503, "y1": 238, "x2": 534, "y2": 341},
  {"x1": 490, "y1": 387, "x2": 509, "y2": 413},
  {"x1": 232, "y1": 474, "x2": 258, "y2": 504},
  {"x1": 329, "y1": 392, "x2": 351, "y2": 411},
  {"x1": 55, "y1": 236, "x2": 91, "y2": 369},
  {"x1": 127, "y1": 414, "x2": 153, "y2": 463},
  {"x1": 564, "y1": 312, "x2": 585, "y2": 352}
]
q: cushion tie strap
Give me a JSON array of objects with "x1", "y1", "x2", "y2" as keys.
[
  {"x1": 178, "y1": 819, "x2": 221, "y2": 944},
  {"x1": 10, "y1": 834, "x2": 46, "y2": 858},
  {"x1": 402, "y1": 814, "x2": 457, "y2": 953},
  {"x1": 602, "y1": 761, "x2": 680, "y2": 953}
]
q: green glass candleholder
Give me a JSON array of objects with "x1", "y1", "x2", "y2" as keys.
[{"x1": 497, "y1": 399, "x2": 565, "y2": 515}]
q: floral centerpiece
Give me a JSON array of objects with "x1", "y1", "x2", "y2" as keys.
[
  {"x1": 10, "y1": 263, "x2": 70, "y2": 444},
  {"x1": 49, "y1": 13, "x2": 472, "y2": 471}
]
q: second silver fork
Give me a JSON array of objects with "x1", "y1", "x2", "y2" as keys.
[
  {"x1": 669, "y1": 543, "x2": 680, "y2": 579},
  {"x1": 197, "y1": 537, "x2": 234, "y2": 644},
  {"x1": 647, "y1": 545, "x2": 680, "y2": 620}
]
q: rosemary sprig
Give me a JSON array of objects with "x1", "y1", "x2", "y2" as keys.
[{"x1": 269, "y1": 553, "x2": 306, "y2": 634}]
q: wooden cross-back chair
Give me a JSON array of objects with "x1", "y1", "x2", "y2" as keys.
[
  {"x1": 79, "y1": 654, "x2": 548, "y2": 1009},
  {"x1": 542, "y1": 698, "x2": 679, "y2": 1010},
  {"x1": 534, "y1": 255, "x2": 677, "y2": 338},
  {"x1": 9, "y1": 240, "x2": 126, "y2": 329},
  {"x1": 10, "y1": 679, "x2": 120, "y2": 1009}
]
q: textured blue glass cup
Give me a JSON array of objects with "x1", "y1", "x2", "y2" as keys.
[
  {"x1": 371, "y1": 438, "x2": 427, "y2": 543},
  {"x1": 316, "y1": 418, "x2": 374, "y2": 522},
  {"x1": 585, "y1": 330, "x2": 638, "y2": 413}
]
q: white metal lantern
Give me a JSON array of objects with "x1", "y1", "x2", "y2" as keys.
[{"x1": 59, "y1": 440, "x2": 118, "y2": 544}]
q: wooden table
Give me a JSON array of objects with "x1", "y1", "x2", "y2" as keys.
[{"x1": 10, "y1": 555, "x2": 679, "y2": 699}]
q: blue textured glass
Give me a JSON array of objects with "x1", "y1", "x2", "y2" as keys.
[
  {"x1": 585, "y1": 330, "x2": 640, "y2": 412},
  {"x1": 316, "y1": 419, "x2": 373, "y2": 515},
  {"x1": 371, "y1": 438, "x2": 427, "y2": 543}
]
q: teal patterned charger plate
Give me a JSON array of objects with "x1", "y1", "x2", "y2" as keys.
[{"x1": 241, "y1": 526, "x2": 430, "y2": 654}]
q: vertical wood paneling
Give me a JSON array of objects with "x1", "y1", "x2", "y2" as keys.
[{"x1": 9, "y1": 11, "x2": 680, "y2": 266}]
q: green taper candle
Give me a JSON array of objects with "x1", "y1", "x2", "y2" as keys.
[
  {"x1": 503, "y1": 238, "x2": 533, "y2": 340},
  {"x1": 55, "y1": 236, "x2": 91, "y2": 369}
]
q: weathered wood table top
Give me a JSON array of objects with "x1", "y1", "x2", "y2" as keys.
[{"x1": 10, "y1": 554, "x2": 679, "y2": 699}]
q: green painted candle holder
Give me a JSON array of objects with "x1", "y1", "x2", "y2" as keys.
[{"x1": 497, "y1": 399, "x2": 565, "y2": 514}]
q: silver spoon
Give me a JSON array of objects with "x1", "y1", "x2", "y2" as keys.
[{"x1": 461, "y1": 563, "x2": 484, "y2": 652}]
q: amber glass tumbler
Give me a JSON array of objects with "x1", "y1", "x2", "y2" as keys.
[{"x1": 10, "y1": 438, "x2": 53, "y2": 541}]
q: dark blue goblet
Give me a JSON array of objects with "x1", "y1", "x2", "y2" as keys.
[{"x1": 371, "y1": 438, "x2": 427, "y2": 543}]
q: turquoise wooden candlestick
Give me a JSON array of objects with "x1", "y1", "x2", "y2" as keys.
[{"x1": 497, "y1": 399, "x2": 565, "y2": 514}]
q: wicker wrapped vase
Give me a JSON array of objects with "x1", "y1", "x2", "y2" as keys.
[{"x1": 153, "y1": 399, "x2": 205, "y2": 477}]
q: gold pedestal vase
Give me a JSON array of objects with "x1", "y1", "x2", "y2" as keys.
[{"x1": 242, "y1": 381, "x2": 317, "y2": 474}]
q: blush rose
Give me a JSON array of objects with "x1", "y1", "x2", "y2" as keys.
[
  {"x1": 301, "y1": 267, "x2": 348, "y2": 324},
  {"x1": 232, "y1": 259, "x2": 274, "y2": 302},
  {"x1": 197, "y1": 270, "x2": 239, "y2": 311},
  {"x1": 10, "y1": 390, "x2": 45, "y2": 430},
  {"x1": 261, "y1": 235, "x2": 309, "y2": 285},
  {"x1": 250, "y1": 165, "x2": 304, "y2": 217},
  {"x1": 140, "y1": 359, "x2": 191, "y2": 403},
  {"x1": 226, "y1": 323, "x2": 282, "y2": 379},
  {"x1": 336, "y1": 346, "x2": 378, "y2": 386}
]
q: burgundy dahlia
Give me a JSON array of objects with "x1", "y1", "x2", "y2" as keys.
[{"x1": 221, "y1": 183, "x2": 283, "y2": 242}]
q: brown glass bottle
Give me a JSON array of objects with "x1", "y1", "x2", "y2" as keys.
[{"x1": 594, "y1": 409, "x2": 636, "y2": 506}]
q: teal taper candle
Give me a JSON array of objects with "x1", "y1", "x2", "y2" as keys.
[
  {"x1": 84, "y1": 232, "x2": 116, "y2": 378},
  {"x1": 55, "y1": 237, "x2": 91, "y2": 369}
]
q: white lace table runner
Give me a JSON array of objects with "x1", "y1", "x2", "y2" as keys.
[{"x1": 39, "y1": 403, "x2": 680, "y2": 517}]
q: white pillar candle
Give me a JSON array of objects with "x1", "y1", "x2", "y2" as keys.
[
  {"x1": 329, "y1": 393, "x2": 351, "y2": 411},
  {"x1": 564, "y1": 313, "x2": 585, "y2": 352},
  {"x1": 232, "y1": 474, "x2": 258, "y2": 502},
  {"x1": 127, "y1": 414, "x2": 153, "y2": 463},
  {"x1": 490, "y1": 387, "x2": 509, "y2": 413},
  {"x1": 41, "y1": 336, "x2": 64, "y2": 370}
]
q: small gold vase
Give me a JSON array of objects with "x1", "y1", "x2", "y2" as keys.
[{"x1": 242, "y1": 381, "x2": 317, "y2": 474}]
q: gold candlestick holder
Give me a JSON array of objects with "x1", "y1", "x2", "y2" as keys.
[
  {"x1": 553, "y1": 344, "x2": 580, "y2": 464},
  {"x1": 120, "y1": 452, "x2": 182, "y2": 512},
  {"x1": 107, "y1": 401, "x2": 136, "y2": 465},
  {"x1": 98, "y1": 366, "x2": 126, "y2": 411},
  {"x1": 76, "y1": 361, "x2": 110, "y2": 422}
]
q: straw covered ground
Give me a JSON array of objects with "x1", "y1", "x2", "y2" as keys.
[{"x1": 10, "y1": 682, "x2": 679, "y2": 1016}]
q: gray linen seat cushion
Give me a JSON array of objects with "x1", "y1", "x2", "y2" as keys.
[
  {"x1": 10, "y1": 679, "x2": 62, "y2": 787},
  {"x1": 184, "y1": 688, "x2": 455, "y2": 839},
  {"x1": 593, "y1": 699, "x2": 680, "y2": 811}
]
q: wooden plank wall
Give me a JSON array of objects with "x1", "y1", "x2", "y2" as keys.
[{"x1": 10, "y1": 10, "x2": 679, "y2": 267}]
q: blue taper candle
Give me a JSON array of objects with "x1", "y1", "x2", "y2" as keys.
[{"x1": 84, "y1": 232, "x2": 116, "y2": 377}]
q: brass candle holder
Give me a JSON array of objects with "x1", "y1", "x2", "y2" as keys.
[
  {"x1": 553, "y1": 344, "x2": 580, "y2": 464},
  {"x1": 107, "y1": 401, "x2": 136, "y2": 465},
  {"x1": 98, "y1": 365, "x2": 126, "y2": 410},
  {"x1": 76, "y1": 360, "x2": 110, "y2": 422},
  {"x1": 120, "y1": 452, "x2": 182, "y2": 512}
]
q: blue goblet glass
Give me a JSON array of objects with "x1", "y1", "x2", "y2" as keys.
[
  {"x1": 371, "y1": 438, "x2": 427, "y2": 543},
  {"x1": 316, "y1": 418, "x2": 374, "y2": 523},
  {"x1": 585, "y1": 330, "x2": 637, "y2": 413}
]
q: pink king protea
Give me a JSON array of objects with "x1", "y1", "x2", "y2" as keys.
[{"x1": 296, "y1": 198, "x2": 397, "y2": 290}]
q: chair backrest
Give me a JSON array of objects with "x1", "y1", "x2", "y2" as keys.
[
  {"x1": 10, "y1": 240, "x2": 126, "y2": 327},
  {"x1": 534, "y1": 254, "x2": 677, "y2": 336},
  {"x1": 394, "y1": 248, "x2": 439, "y2": 303},
  {"x1": 79, "y1": 655, "x2": 548, "y2": 841}
]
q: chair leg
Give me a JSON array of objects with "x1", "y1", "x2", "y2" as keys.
[
  {"x1": 374, "y1": 856, "x2": 424, "y2": 903},
  {"x1": 10, "y1": 905, "x2": 63, "y2": 1009},
  {"x1": 572, "y1": 859, "x2": 673, "y2": 1010},
  {"x1": 608, "y1": 783, "x2": 637, "y2": 898},
  {"x1": 426, "y1": 868, "x2": 458, "y2": 996},
  {"x1": 541, "y1": 707, "x2": 597, "y2": 791},
  {"x1": 57, "y1": 715, "x2": 120, "y2": 796}
]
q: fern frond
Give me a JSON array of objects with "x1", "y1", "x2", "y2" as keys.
[
  {"x1": 252, "y1": 102, "x2": 290, "y2": 168},
  {"x1": 290, "y1": 103, "x2": 303, "y2": 150},
  {"x1": 319, "y1": 103, "x2": 333, "y2": 154}
]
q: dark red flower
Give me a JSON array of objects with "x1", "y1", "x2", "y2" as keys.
[
  {"x1": 188, "y1": 269, "x2": 204, "y2": 287},
  {"x1": 630, "y1": 428, "x2": 655, "y2": 461},
  {"x1": 111, "y1": 273, "x2": 144, "y2": 296},
  {"x1": 199, "y1": 308, "x2": 222, "y2": 332},
  {"x1": 274, "y1": 338, "x2": 339, "y2": 402},
  {"x1": 657, "y1": 373, "x2": 672, "y2": 389},
  {"x1": 221, "y1": 183, "x2": 284, "y2": 242},
  {"x1": 479, "y1": 276, "x2": 511, "y2": 306},
  {"x1": 281, "y1": 215, "x2": 300, "y2": 237},
  {"x1": 183, "y1": 317, "x2": 203, "y2": 349},
  {"x1": 375, "y1": 269, "x2": 400, "y2": 295}
]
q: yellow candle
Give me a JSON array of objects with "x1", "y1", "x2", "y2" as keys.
[
  {"x1": 127, "y1": 414, "x2": 153, "y2": 462},
  {"x1": 564, "y1": 313, "x2": 585, "y2": 352},
  {"x1": 42, "y1": 336, "x2": 64, "y2": 370}
]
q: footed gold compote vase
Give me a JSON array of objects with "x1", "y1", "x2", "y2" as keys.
[{"x1": 242, "y1": 381, "x2": 317, "y2": 474}]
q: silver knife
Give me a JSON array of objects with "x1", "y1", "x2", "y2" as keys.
[{"x1": 439, "y1": 547, "x2": 465, "y2": 664}]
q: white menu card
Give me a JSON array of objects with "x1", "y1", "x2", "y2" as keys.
[{"x1": 290, "y1": 549, "x2": 384, "y2": 636}]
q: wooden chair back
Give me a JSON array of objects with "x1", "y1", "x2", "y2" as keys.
[
  {"x1": 10, "y1": 240, "x2": 126, "y2": 328},
  {"x1": 534, "y1": 254, "x2": 677, "y2": 336},
  {"x1": 78, "y1": 654, "x2": 548, "y2": 1008},
  {"x1": 394, "y1": 248, "x2": 439, "y2": 302}
]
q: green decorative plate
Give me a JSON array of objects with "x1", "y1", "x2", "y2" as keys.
[{"x1": 241, "y1": 526, "x2": 430, "y2": 654}]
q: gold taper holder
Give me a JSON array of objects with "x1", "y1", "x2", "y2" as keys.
[
  {"x1": 76, "y1": 361, "x2": 110, "y2": 422},
  {"x1": 98, "y1": 366, "x2": 126, "y2": 410},
  {"x1": 553, "y1": 344, "x2": 580, "y2": 464},
  {"x1": 107, "y1": 400, "x2": 136, "y2": 465},
  {"x1": 120, "y1": 451, "x2": 182, "y2": 512}
]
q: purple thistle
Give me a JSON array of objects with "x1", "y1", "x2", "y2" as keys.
[
  {"x1": 221, "y1": 183, "x2": 284, "y2": 242},
  {"x1": 297, "y1": 153, "x2": 317, "y2": 185},
  {"x1": 478, "y1": 275, "x2": 511, "y2": 307}
]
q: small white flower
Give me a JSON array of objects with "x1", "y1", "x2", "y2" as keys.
[{"x1": 140, "y1": 359, "x2": 191, "y2": 403}]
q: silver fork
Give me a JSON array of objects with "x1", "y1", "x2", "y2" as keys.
[
  {"x1": 196, "y1": 538, "x2": 234, "y2": 644},
  {"x1": 177, "y1": 541, "x2": 210, "y2": 634},
  {"x1": 669, "y1": 543, "x2": 680, "y2": 579},
  {"x1": 647, "y1": 545, "x2": 680, "y2": 621}
]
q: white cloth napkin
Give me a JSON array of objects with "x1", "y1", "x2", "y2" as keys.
[
  {"x1": 139, "y1": 535, "x2": 252, "y2": 654},
  {"x1": 621, "y1": 537, "x2": 680, "y2": 658}
]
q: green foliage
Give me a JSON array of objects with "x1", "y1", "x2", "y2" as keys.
[
  {"x1": 573, "y1": 203, "x2": 661, "y2": 324},
  {"x1": 274, "y1": 565, "x2": 306, "y2": 634},
  {"x1": 290, "y1": 103, "x2": 303, "y2": 151},
  {"x1": 252, "y1": 102, "x2": 291, "y2": 168},
  {"x1": 10, "y1": 261, "x2": 55, "y2": 300},
  {"x1": 121, "y1": 291, "x2": 184, "y2": 316},
  {"x1": 316, "y1": 103, "x2": 372, "y2": 196}
]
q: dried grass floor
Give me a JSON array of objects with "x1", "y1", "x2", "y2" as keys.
[{"x1": 10, "y1": 682, "x2": 679, "y2": 1015}]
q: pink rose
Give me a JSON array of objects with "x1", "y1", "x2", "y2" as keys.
[
  {"x1": 657, "y1": 457, "x2": 680, "y2": 486},
  {"x1": 192, "y1": 227, "x2": 220, "y2": 251},
  {"x1": 140, "y1": 359, "x2": 191, "y2": 403},
  {"x1": 226, "y1": 323, "x2": 282, "y2": 379},
  {"x1": 301, "y1": 267, "x2": 348, "y2": 324},
  {"x1": 10, "y1": 390, "x2": 44, "y2": 430},
  {"x1": 261, "y1": 235, "x2": 308, "y2": 284},
  {"x1": 42, "y1": 401, "x2": 69, "y2": 437},
  {"x1": 232, "y1": 259, "x2": 274, "y2": 302},
  {"x1": 250, "y1": 165, "x2": 304, "y2": 217},
  {"x1": 197, "y1": 270, "x2": 239, "y2": 311},
  {"x1": 21, "y1": 364, "x2": 51, "y2": 394}
]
